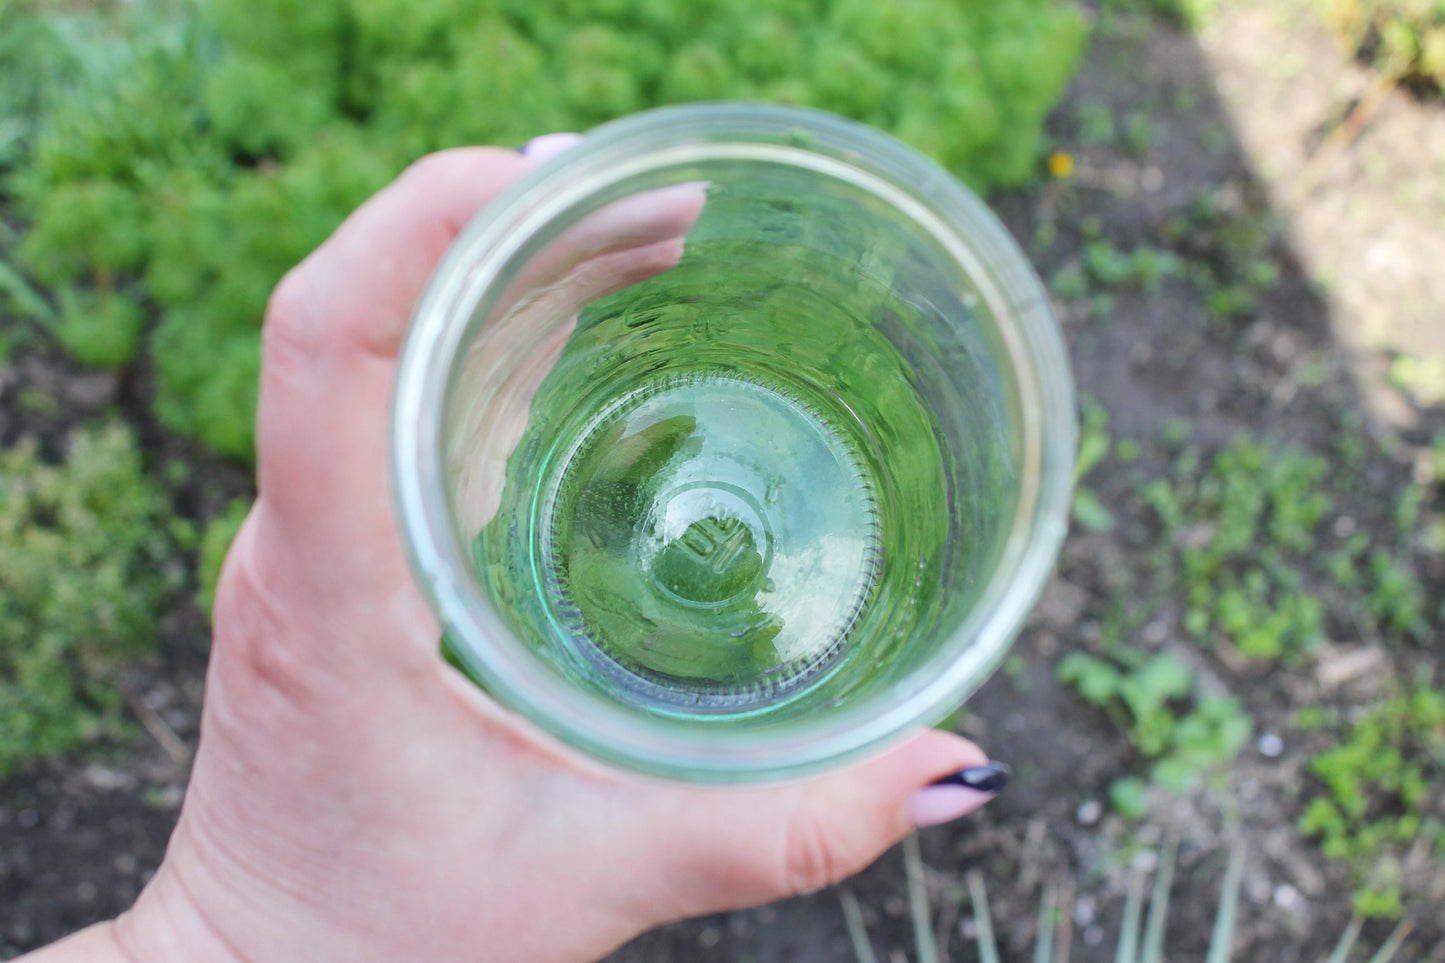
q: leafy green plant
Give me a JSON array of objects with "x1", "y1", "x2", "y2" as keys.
[
  {"x1": 1299, "y1": 673, "x2": 1445, "y2": 918},
  {"x1": 0, "y1": 422, "x2": 184, "y2": 776},
  {"x1": 1318, "y1": 0, "x2": 1445, "y2": 93},
  {"x1": 1389, "y1": 352, "x2": 1445, "y2": 406},
  {"x1": 1057, "y1": 648, "x2": 1252, "y2": 805},
  {"x1": 6, "y1": 0, "x2": 1088, "y2": 461},
  {"x1": 1073, "y1": 397, "x2": 1116, "y2": 533},
  {"x1": 1159, "y1": 190, "x2": 1283, "y2": 325},
  {"x1": 1149, "y1": 438, "x2": 1332, "y2": 662},
  {"x1": 1048, "y1": 242, "x2": 1184, "y2": 323}
]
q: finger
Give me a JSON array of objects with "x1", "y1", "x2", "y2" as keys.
[
  {"x1": 632, "y1": 730, "x2": 999, "y2": 923},
  {"x1": 256, "y1": 146, "x2": 529, "y2": 507}
]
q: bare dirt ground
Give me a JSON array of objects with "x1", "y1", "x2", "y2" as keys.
[{"x1": 3, "y1": 2, "x2": 1442, "y2": 960}]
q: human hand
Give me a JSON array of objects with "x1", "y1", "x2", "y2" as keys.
[{"x1": 29, "y1": 138, "x2": 1004, "y2": 963}]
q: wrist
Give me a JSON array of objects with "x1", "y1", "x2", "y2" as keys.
[
  {"x1": 112, "y1": 854, "x2": 249, "y2": 963},
  {"x1": 13, "y1": 851, "x2": 244, "y2": 963}
]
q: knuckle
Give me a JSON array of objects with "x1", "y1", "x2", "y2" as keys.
[
  {"x1": 396, "y1": 149, "x2": 458, "y2": 188},
  {"x1": 261, "y1": 266, "x2": 326, "y2": 368},
  {"x1": 396, "y1": 146, "x2": 513, "y2": 190},
  {"x1": 780, "y1": 806, "x2": 851, "y2": 896},
  {"x1": 211, "y1": 512, "x2": 347, "y2": 711}
]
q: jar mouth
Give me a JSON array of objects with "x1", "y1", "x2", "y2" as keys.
[{"x1": 392, "y1": 103, "x2": 1077, "y2": 782}]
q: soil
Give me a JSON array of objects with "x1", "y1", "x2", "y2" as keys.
[{"x1": 3, "y1": 2, "x2": 1443, "y2": 960}]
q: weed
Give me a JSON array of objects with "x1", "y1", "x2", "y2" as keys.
[
  {"x1": 1318, "y1": 0, "x2": 1445, "y2": 94},
  {"x1": 0, "y1": 422, "x2": 183, "y2": 777},
  {"x1": 1161, "y1": 188, "x2": 1284, "y2": 326},
  {"x1": 1389, "y1": 352, "x2": 1445, "y2": 407},
  {"x1": 1365, "y1": 551, "x2": 1427, "y2": 637},
  {"x1": 1299, "y1": 672, "x2": 1445, "y2": 918},
  {"x1": 1160, "y1": 439, "x2": 1332, "y2": 662},
  {"x1": 1057, "y1": 648, "x2": 1252, "y2": 803},
  {"x1": 1122, "y1": 106, "x2": 1156, "y2": 156},
  {"x1": 1074, "y1": 99, "x2": 1118, "y2": 145},
  {"x1": 1052, "y1": 240, "x2": 1185, "y2": 308},
  {"x1": 1073, "y1": 397, "x2": 1117, "y2": 532}
]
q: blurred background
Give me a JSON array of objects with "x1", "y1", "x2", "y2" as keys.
[{"x1": 0, "y1": 0, "x2": 1442, "y2": 958}]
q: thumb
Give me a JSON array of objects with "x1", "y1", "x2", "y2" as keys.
[{"x1": 638, "y1": 730, "x2": 1002, "y2": 921}]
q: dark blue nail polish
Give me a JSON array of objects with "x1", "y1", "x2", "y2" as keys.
[{"x1": 930, "y1": 761, "x2": 1010, "y2": 793}]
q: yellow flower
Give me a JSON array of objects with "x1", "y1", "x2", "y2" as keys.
[{"x1": 1047, "y1": 150, "x2": 1075, "y2": 179}]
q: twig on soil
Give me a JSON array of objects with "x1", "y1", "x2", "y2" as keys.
[
  {"x1": 839, "y1": 888, "x2": 879, "y2": 963},
  {"x1": 967, "y1": 869, "x2": 1001, "y2": 963},
  {"x1": 904, "y1": 833, "x2": 938, "y2": 963},
  {"x1": 1140, "y1": 836, "x2": 1178, "y2": 963},
  {"x1": 1365, "y1": 918, "x2": 1414, "y2": 963},
  {"x1": 1034, "y1": 883, "x2": 1058, "y2": 963},
  {"x1": 124, "y1": 689, "x2": 191, "y2": 768},
  {"x1": 1055, "y1": 877, "x2": 1075, "y2": 963},
  {"x1": 1326, "y1": 914, "x2": 1364, "y2": 963},
  {"x1": 1115, "y1": 862, "x2": 1147, "y2": 963},
  {"x1": 1205, "y1": 841, "x2": 1246, "y2": 963},
  {"x1": 932, "y1": 874, "x2": 964, "y2": 959},
  {"x1": 1287, "y1": 68, "x2": 1400, "y2": 205}
]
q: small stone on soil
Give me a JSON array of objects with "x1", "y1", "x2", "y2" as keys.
[{"x1": 1273, "y1": 884, "x2": 1304, "y2": 911}]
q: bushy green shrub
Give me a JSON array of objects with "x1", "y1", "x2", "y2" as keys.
[
  {"x1": 6, "y1": 0, "x2": 1087, "y2": 460},
  {"x1": 0, "y1": 422, "x2": 185, "y2": 776},
  {"x1": 1319, "y1": 0, "x2": 1445, "y2": 93}
]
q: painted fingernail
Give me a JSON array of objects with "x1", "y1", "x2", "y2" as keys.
[
  {"x1": 519, "y1": 132, "x2": 583, "y2": 161},
  {"x1": 907, "y1": 762, "x2": 1010, "y2": 828},
  {"x1": 931, "y1": 761, "x2": 1011, "y2": 793}
]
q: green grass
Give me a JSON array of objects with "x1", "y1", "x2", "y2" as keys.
[
  {"x1": 0, "y1": 421, "x2": 186, "y2": 777},
  {"x1": 2, "y1": 0, "x2": 1089, "y2": 462}
]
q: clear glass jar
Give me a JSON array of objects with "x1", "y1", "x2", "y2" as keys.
[{"x1": 392, "y1": 103, "x2": 1076, "y2": 782}]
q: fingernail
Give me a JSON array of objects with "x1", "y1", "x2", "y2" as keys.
[
  {"x1": 519, "y1": 132, "x2": 584, "y2": 161},
  {"x1": 907, "y1": 762, "x2": 1010, "y2": 828},
  {"x1": 931, "y1": 761, "x2": 1010, "y2": 793}
]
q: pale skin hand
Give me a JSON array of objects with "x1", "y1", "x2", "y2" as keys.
[{"x1": 21, "y1": 145, "x2": 996, "y2": 963}]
